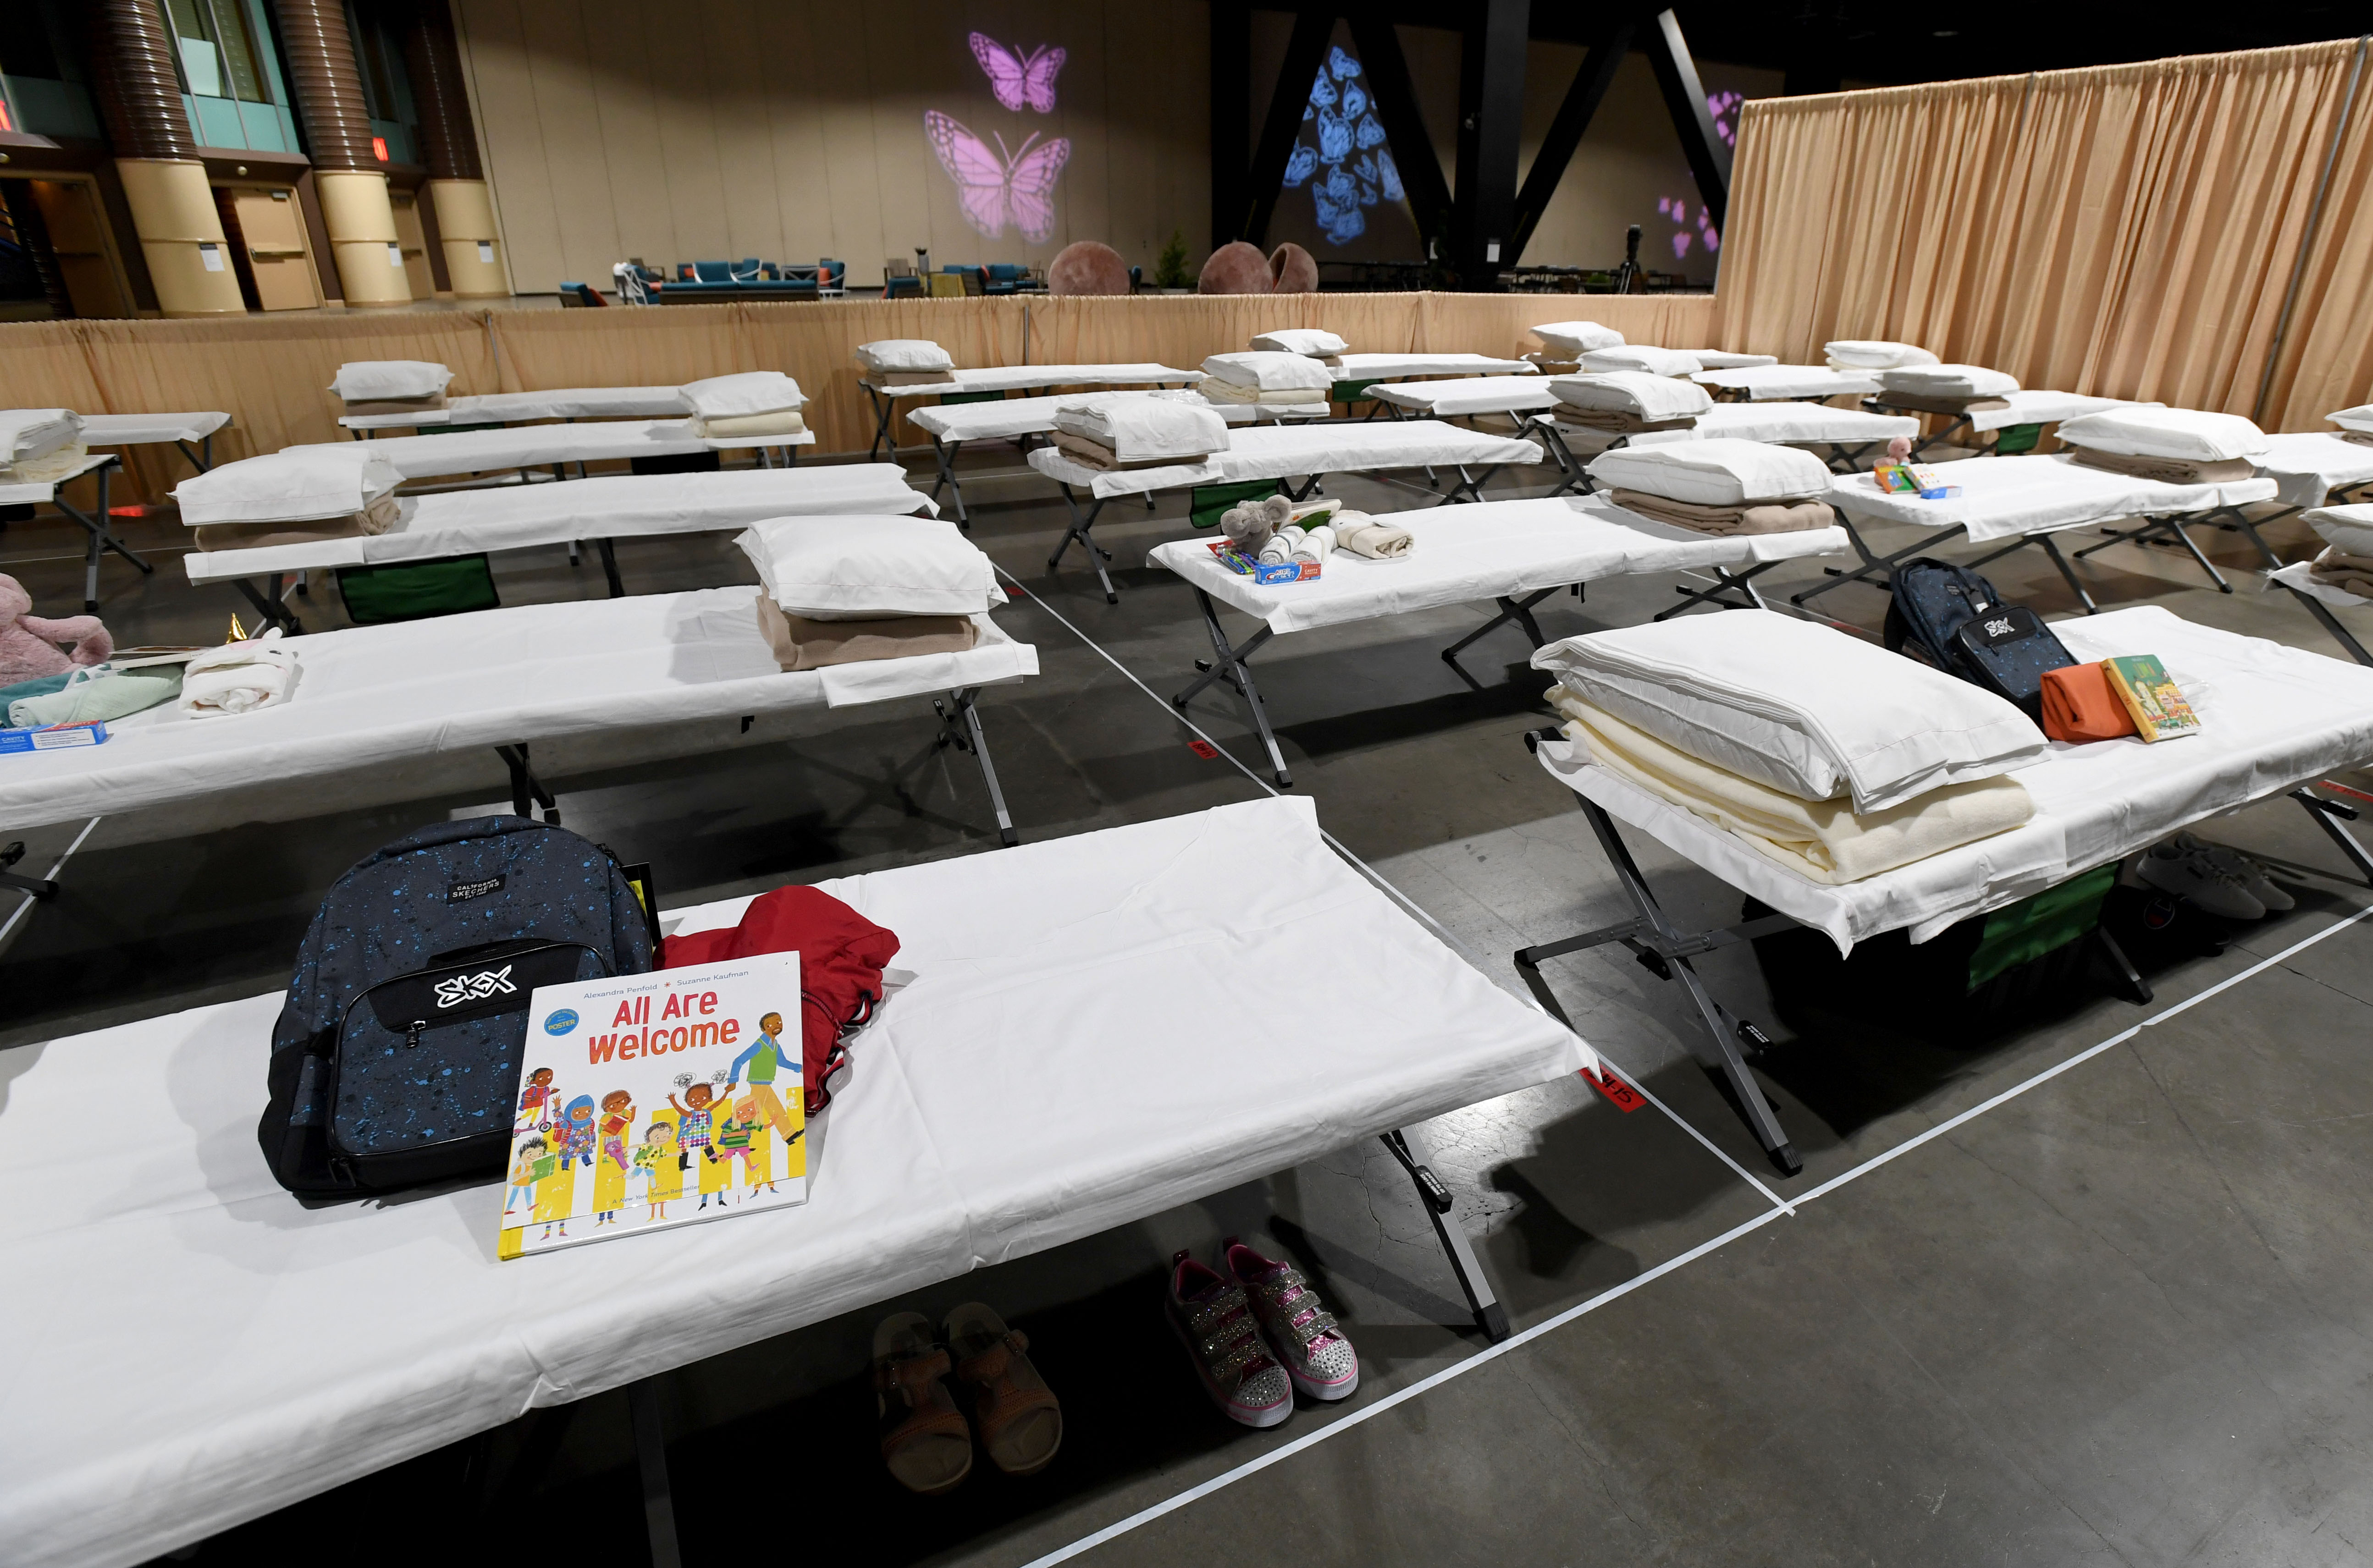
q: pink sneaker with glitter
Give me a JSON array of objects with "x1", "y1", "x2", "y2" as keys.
[
  {"x1": 1223, "y1": 1238, "x2": 1360, "y2": 1402},
  {"x1": 1167, "y1": 1250, "x2": 1294, "y2": 1428}
]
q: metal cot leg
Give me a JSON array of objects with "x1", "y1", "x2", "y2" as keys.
[
  {"x1": 1440, "y1": 586, "x2": 1560, "y2": 670},
  {"x1": 866, "y1": 388, "x2": 897, "y2": 462},
  {"x1": 1046, "y1": 485, "x2": 1119, "y2": 602},
  {"x1": 929, "y1": 437, "x2": 970, "y2": 528},
  {"x1": 1655, "y1": 558, "x2": 1780, "y2": 619},
  {"x1": 1380, "y1": 1127, "x2": 1510, "y2": 1342},
  {"x1": 932, "y1": 687, "x2": 1019, "y2": 847},
  {"x1": 627, "y1": 1379, "x2": 683, "y2": 1568},
  {"x1": 2282, "y1": 583, "x2": 2373, "y2": 665},
  {"x1": 1793, "y1": 518, "x2": 1966, "y2": 606},
  {"x1": 596, "y1": 538, "x2": 625, "y2": 597},
  {"x1": 2294, "y1": 787, "x2": 2373, "y2": 887},
  {"x1": 1176, "y1": 588, "x2": 1291, "y2": 786},
  {"x1": 496, "y1": 743, "x2": 560, "y2": 824},
  {"x1": 234, "y1": 576, "x2": 302, "y2": 635}
]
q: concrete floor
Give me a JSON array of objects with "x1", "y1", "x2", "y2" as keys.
[{"x1": 10, "y1": 428, "x2": 2373, "y2": 1568}]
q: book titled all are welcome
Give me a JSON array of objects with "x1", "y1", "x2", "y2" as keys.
[{"x1": 498, "y1": 953, "x2": 808, "y2": 1260}]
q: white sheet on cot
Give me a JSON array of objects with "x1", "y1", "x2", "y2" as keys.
[
  {"x1": 1538, "y1": 604, "x2": 2373, "y2": 952},
  {"x1": 78, "y1": 411, "x2": 232, "y2": 446},
  {"x1": 1692, "y1": 364, "x2": 1883, "y2": 400},
  {"x1": 1151, "y1": 494, "x2": 1848, "y2": 634},
  {"x1": 292, "y1": 419, "x2": 811, "y2": 479},
  {"x1": 0, "y1": 794, "x2": 1586, "y2": 1568},
  {"x1": 2255, "y1": 431, "x2": 2373, "y2": 509},
  {"x1": 1830, "y1": 453, "x2": 2279, "y2": 543},
  {"x1": 182, "y1": 468, "x2": 932, "y2": 581},
  {"x1": 0, "y1": 586, "x2": 1036, "y2": 831}
]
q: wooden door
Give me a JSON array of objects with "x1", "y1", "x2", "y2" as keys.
[
  {"x1": 389, "y1": 189, "x2": 435, "y2": 299},
  {"x1": 227, "y1": 186, "x2": 321, "y2": 310}
]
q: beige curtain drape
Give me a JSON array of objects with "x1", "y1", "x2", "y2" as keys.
[
  {"x1": 1720, "y1": 40, "x2": 2373, "y2": 426},
  {"x1": 0, "y1": 291, "x2": 1719, "y2": 502},
  {"x1": 2259, "y1": 40, "x2": 2373, "y2": 430}
]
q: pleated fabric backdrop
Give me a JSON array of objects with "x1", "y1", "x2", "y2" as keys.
[
  {"x1": 1718, "y1": 39, "x2": 2373, "y2": 430},
  {"x1": 1, "y1": 291, "x2": 1719, "y2": 504}
]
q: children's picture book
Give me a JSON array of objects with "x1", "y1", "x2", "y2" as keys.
[
  {"x1": 498, "y1": 952, "x2": 807, "y2": 1260},
  {"x1": 2103, "y1": 653, "x2": 2201, "y2": 743}
]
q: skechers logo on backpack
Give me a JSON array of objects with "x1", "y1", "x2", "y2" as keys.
[
  {"x1": 434, "y1": 965, "x2": 516, "y2": 1009},
  {"x1": 448, "y1": 875, "x2": 506, "y2": 904}
]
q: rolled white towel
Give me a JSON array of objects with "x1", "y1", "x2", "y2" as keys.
[
  {"x1": 178, "y1": 633, "x2": 300, "y2": 718},
  {"x1": 1257, "y1": 533, "x2": 1295, "y2": 565},
  {"x1": 1289, "y1": 524, "x2": 1335, "y2": 563}
]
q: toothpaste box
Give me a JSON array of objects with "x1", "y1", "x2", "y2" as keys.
[{"x1": 0, "y1": 721, "x2": 108, "y2": 754}]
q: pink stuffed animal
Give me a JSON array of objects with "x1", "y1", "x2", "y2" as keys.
[{"x1": 0, "y1": 573, "x2": 112, "y2": 685}]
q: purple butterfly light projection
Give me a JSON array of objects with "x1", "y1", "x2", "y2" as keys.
[{"x1": 926, "y1": 34, "x2": 1072, "y2": 243}]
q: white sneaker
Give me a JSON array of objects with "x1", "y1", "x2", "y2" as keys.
[
  {"x1": 2138, "y1": 840, "x2": 2265, "y2": 920},
  {"x1": 2176, "y1": 833, "x2": 2296, "y2": 912},
  {"x1": 1224, "y1": 1238, "x2": 1360, "y2": 1402}
]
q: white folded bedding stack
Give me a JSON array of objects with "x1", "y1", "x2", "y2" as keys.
[
  {"x1": 1197, "y1": 352, "x2": 1336, "y2": 408},
  {"x1": 735, "y1": 514, "x2": 1005, "y2": 672},
  {"x1": 1547, "y1": 371, "x2": 1711, "y2": 435},
  {"x1": 1534, "y1": 610, "x2": 2048, "y2": 884},
  {"x1": 1527, "y1": 320, "x2": 1624, "y2": 374},
  {"x1": 2055, "y1": 406, "x2": 2268, "y2": 485},
  {"x1": 1247, "y1": 328, "x2": 1349, "y2": 363},
  {"x1": 1586, "y1": 438, "x2": 1837, "y2": 536},
  {"x1": 0, "y1": 409, "x2": 89, "y2": 485},
  {"x1": 330, "y1": 360, "x2": 454, "y2": 418},
  {"x1": 1823, "y1": 340, "x2": 1938, "y2": 371},
  {"x1": 173, "y1": 447, "x2": 404, "y2": 551},
  {"x1": 1050, "y1": 394, "x2": 1229, "y2": 471},
  {"x1": 1579, "y1": 345, "x2": 1704, "y2": 378},
  {"x1": 855, "y1": 339, "x2": 959, "y2": 389},
  {"x1": 678, "y1": 371, "x2": 807, "y2": 439},
  {"x1": 2330, "y1": 404, "x2": 2373, "y2": 447},
  {"x1": 1876, "y1": 364, "x2": 2021, "y2": 407}
]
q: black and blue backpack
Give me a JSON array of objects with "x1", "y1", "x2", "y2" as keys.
[
  {"x1": 1884, "y1": 557, "x2": 2074, "y2": 721},
  {"x1": 259, "y1": 816, "x2": 654, "y2": 1195}
]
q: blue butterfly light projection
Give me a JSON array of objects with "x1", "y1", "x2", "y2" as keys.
[{"x1": 1282, "y1": 43, "x2": 1402, "y2": 245}]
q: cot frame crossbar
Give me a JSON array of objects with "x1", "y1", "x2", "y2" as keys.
[
  {"x1": 1794, "y1": 516, "x2": 2101, "y2": 614},
  {"x1": 35, "y1": 456, "x2": 153, "y2": 612}
]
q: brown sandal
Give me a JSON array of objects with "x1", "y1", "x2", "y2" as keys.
[
  {"x1": 945, "y1": 1302, "x2": 1063, "y2": 1476},
  {"x1": 874, "y1": 1312, "x2": 972, "y2": 1494}
]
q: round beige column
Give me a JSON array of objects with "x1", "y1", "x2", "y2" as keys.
[
  {"x1": 405, "y1": 2, "x2": 510, "y2": 298},
  {"x1": 91, "y1": 0, "x2": 245, "y2": 315},
  {"x1": 272, "y1": 0, "x2": 411, "y2": 306}
]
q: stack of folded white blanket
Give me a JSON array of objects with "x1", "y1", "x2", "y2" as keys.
[
  {"x1": 181, "y1": 633, "x2": 300, "y2": 718},
  {"x1": 330, "y1": 361, "x2": 453, "y2": 417},
  {"x1": 855, "y1": 340, "x2": 959, "y2": 389},
  {"x1": 2057, "y1": 406, "x2": 2267, "y2": 485},
  {"x1": 1549, "y1": 372, "x2": 1711, "y2": 434},
  {"x1": 1877, "y1": 364, "x2": 2021, "y2": 411},
  {"x1": 736, "y1": 514, "x2": 1004, "y2": 671},
  {"x1": 0, "y1": 409, "x2": 88, "y2": 485},
  {"x1": 1248, "y1": 329, "x2": 1348, "y2": 359},
  {"x1": 174, "y1": 448, "x2": 405, "y2": 551},
  {"x1": 679, "y1": 372, "x2": 806, "y2": 439},
  {"x1": 1579, "y1": 345, "x2": 1703, "y2": 378},
  {"x1": 1530, "y1": 321, "x2": 1625, "y2": 373},
  {"x1": 1534, "y1": 610, "x2": 2047, "y2": 883},
  {"x1": 1586, "y1": 438, "x2": 1837, "y2": 536},
  {"x1": 1824, "y1": 340, "x2": 1938, "y2": 372},
  {"x1": 1051, "y1": 395, "x2": 1229, "y2": 471},
  {"x1": 1198, "y1": 353, "x2": 1336, "y2": 407}
]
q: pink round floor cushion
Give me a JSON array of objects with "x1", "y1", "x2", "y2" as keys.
[
  {"x1": 1047, "y1": 241, "x2": 1132, "y2": 297},
  {"x1": 1197, "y1": 241, "x2": 1273, "y2": 295},
  {"x1": 1268, "y1": 243, "x2": 1318, "y2": 293}
]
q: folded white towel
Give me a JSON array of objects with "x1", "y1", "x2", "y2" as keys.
[
  {"x1": 179, "y1": 633, "x2": 300, "y2": 718},
  {"x1": 1249, "y1": 329, "x2": 1348, "y2": 357},
  {"x1": 0, "y1": 409, "x2": 84, "y2": 467},
  {"x1": 854, "y1": 339, "x2": 954, "y2": 373},
  {"x1": 1531, "y1": 320, "x2": 1625, "y2": 356},
  {"x1": 1200, "y1": 352, "x2": 1336, "y2": 393},
  {"x1": 1822, "y1": 340, "x2": 1937, "y2": 370},
  {"x1": 330, "y1": 361, "x2": 453, "y2": 401},
  {"x1": 1580, "y1": 345, "x2": 1702, "y2": 377},
  {"x1": 1055, "y1": 394, "x2": 1230, "y2": 461},
  {"x1": 679, "y1": 371, "x2": 804, "y2": 419},
  {"x1": 1258, "y1": 533, "x2": 1295, "y2": 565}
]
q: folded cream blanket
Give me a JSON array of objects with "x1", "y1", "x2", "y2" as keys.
[
  {"x1": 1609, "y1": 488, "x2": 1837, "y2": 536},
  {"x1": 1051, "y1": 431, "x2": 1188, "y2": 471},
  {"x1": 696, "y1": 409, "x2": 807, "y2": 439},
  {"x1": 1555, "y1": 409, "x2": 1695, "y2": 434},
  {"x1": 756, "y1": 595, "x2": 977, "y2": 670},
  {"x1": 2070, "y1": 448, "x2": 2258, "y2": 485},
  {"x1": 191, "y1": 493, "x2": 401, "y2": 553},
  {"x1": 2309, "y1": 547, "x2": 2373, "y2": 597},
  {"x1": 2, "y1": 443, "x2": 93, "y2": 484},
  {"x1": 874, "y1": 369, "x2": 961, "y2": 387},
  {"x1": 1330, "y1": 512, "x2": 1413, "y2": 559},
  {"x1": 1551, "y1": 689, "x2": 2035, "y2": 884},
  {"x1": 341, "y1": 394, "x2": 449, "y2": 416},
  {"x1": 179, "y1": 635, "x2": 299, "y2": 718},
  {"x1": 1199, "y1": 382, "x2": 1327, "y2": 405},
  {"x1": 1880, "y1": 391, "x2": 2011, "y2": 417}
]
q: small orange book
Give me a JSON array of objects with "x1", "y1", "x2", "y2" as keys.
[{"x1": 2103, "y1": 654, "x2": 2200, "y2": 742}]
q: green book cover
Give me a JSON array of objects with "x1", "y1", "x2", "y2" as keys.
[{"x1": 2104, "y1": 654, "x2": 2200, "y2": 742}]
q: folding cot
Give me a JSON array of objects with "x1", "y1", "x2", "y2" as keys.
[
  {"x1": 0, "y1": 585, "x2": 1037, "y2": 867},
  {"x1": 338, "y1": 386, "x2": 688, "y2": 431},
  {"x1": 1692, "y1": 364, "x2": 1884, "y2": 402},
  {"x1": 78, "y1": 410, "x2": 234, "y2": 473},
  {"x1": 0, "y1": 451, "x2": 149, "y2": 612},
  {"x1": 860, "y1": 363, "x2": 1204, "y2": 459},
  {"x1": 1030, "y1": 420, "x2": 1545, "y2": 601},
  {"x1": 0, "y1": 794, "x2": 1588, "y2": 1568},
  {"x1": 2264, "y1": 505, "x2": 2373, "y2": 665},
  {"x1": 1516, "y1": 604, "x2": 2373, "y2": 1175},
  {"x1": 1861, "y1": 388, "x2": 2138, "y2": 459},
  {"x1": 311, "y1": 418, "x2": 810, "y2": 484},
  {"x1": 1148, "y1": 494, "x2": 1850, "y2": 785},
  {"x1": 1797, "y1": 453, "x2": 2278, "y2": 611},
  {"x1": 1318, "y1": 352, "x2": 1535, "y2": 412},
  {"x1": 903, "y1": 389, "x2": 1321, "y2": 528},
  {"x1": 180, "y1": 466, "x2": 932, "y2": 633}
]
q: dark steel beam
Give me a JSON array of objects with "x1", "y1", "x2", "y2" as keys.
[
  {"x1": 1451, "y1": 0, "x2": 1530, "y2": 286},
  {"x1": 1211, "y1": 0, "x2": 1252, "y2": 248},
  {"x1": 1640, "y1": 7, "x2": 1731, "y2": 229},
  {"x1": 1346, "y1": 14, "x2": 1455, "y2": 261},
  {"x1": 1510, "y1": 20, "x2": 1634, "y2": 263},
  {"x1": 1244, "y1": 9, "x2": 1339, "y2": 247}
]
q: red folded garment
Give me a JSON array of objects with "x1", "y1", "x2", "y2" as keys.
[
  {"x1": 2041, "y1": 662, "x2": 2138, "y2": 744},
  {"x1": 662, "y1": 886, "x2": 901, "y2": 1113}
]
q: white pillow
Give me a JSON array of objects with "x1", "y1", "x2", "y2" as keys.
[
  {"x1": 1688, "y1": 351, "x2": 1780, "y2": 370},
  {"x1": 1823, "y1": 340, "x2": 1938, "y2": 370},
  {"x1": 2326, "y1": 405, "x2": 2373, "y2": 435},
  {"x1": 1532, "y1": 610, "x2": 2047, "y2": 812},
  {"x1": 0, "y1": 409, "x2": 83, "y2": 466},
  {"x1": 1880, "y1": 364, "x2": 2021, "y2": 398},
  {"x1": 1550, "y1": 372, "x2": 1712, "y2": 423},
  {"x1": 678, "y1": 372, "x2": 805, "y2": 419},
  {"x1": 329, "y1": 361, "x2": 453, "y2": 401},
  {"x1": 854, "y1": 339, "x2": 955, "y2": 374},
  {"x1": 1532, "y1": 320, "x2": 1625, "y2": 356},
  {"x1": 2056, "y1": 407, "x2": 2268, "y2": 462},
  {"x1": 1200, "y1": 352, "x2": 1336, "y2": 393},
  {"x1": 1248, "y1": 329, "x2": 1348, "y2": 357},
  {"x1": 1581, "y1": 345, "x2": 1702, "y2": 377},
  {"x1": 1054, "y1": 395, "x2": 1229, "y2": 461},
  {"x1": 173, "y1": 448, "x2": 401, "y2": 527},
  {"x1": 1586, "y1": 438, "x2": 1831, "y2": 506},
  {"x1": 735, "y1": 515, "x2": 1006, "y2": 621},
  {"x1": 2306, "y1": 504, "x2": 2373, "y2": 558}
]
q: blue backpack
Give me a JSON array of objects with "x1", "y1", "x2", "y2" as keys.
[
  {"x1": 1884, "y1": 558, "x2": 2074, "y2": 721},
  {"x1": 259, "y1": 816, "x2": 654, "y2": 1195}
]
